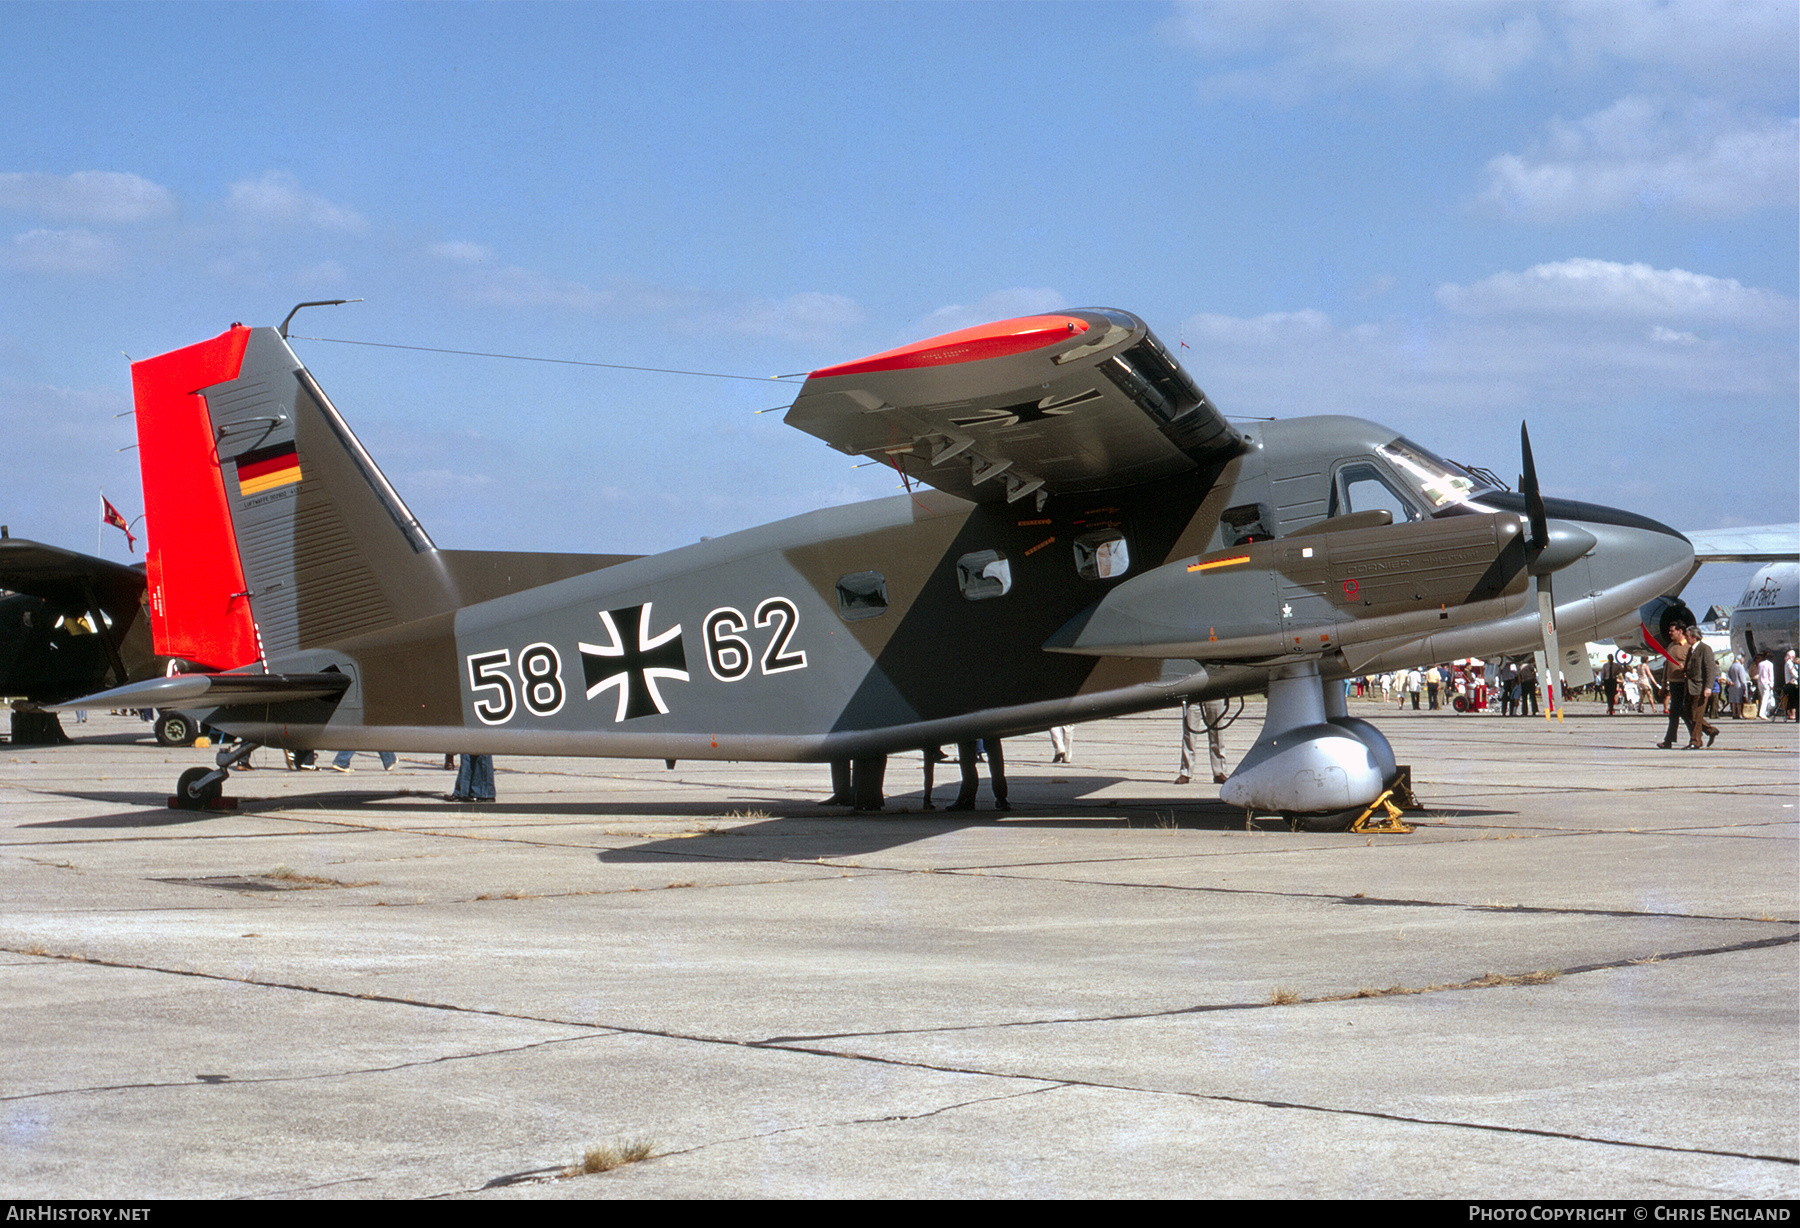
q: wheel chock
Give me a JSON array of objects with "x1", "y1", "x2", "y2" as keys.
[{"x1": 1349, "y1": 790, "x2": 1414, "y2": 834}]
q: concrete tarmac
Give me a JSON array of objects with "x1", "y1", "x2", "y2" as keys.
[{"x1": 2, "y1": 702, "x2": 1795, "y2": 1199}]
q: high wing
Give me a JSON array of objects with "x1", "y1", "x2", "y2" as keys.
[
  {"x1": 784, "y1": 309, "x2": 1246, "y2": 505},
  {"x1": 0, "y1": 536, "x2": 152, "y2": 699},
  {"x1": 0, "y1": 536, "x2": 145, "y2": 615},
  {"x1": 1681, "y1": 523, "x2": 1800, "y2": 564}
]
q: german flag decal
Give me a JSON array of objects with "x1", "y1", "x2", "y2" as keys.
[{"x1": 235, "y1": 441, "x2": 302, "y2": 496}]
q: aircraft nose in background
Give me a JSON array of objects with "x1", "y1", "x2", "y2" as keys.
[{"x1": 1578, "y1": 512, "x2": 1697, "y2": 634}]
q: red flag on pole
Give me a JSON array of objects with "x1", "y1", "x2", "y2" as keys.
[{"x1": 102, "y1": 496, "x2": 137, "y2": 553}]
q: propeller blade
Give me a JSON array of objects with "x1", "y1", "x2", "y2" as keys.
[
  {"x1": 1523, "y1": 422, "x2": 1563, "y2": 721},
  {"x1": 1520, "y1": 421, "x2": 1549, "y2": 553},
  {"x1": 1537, "y1": 573, "x2": 1563, "y2": 721}
]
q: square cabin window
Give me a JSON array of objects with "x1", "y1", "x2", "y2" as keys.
[
  {"x1": 956, "y1": 550, "x2": 1012, "y2": 600},
  {"x1": 836, "y1": 570, "x2": 889, "y2": 620},
  {"x1": 1073, "y1": 531, "x2": 1130, "y2": 580}
]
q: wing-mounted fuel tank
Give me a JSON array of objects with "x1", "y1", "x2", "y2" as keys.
[{"x1": 1044, "y1": 510, "x2": 1554, "y2": 663}]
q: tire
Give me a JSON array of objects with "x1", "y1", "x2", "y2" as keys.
[
  {"x1": 155, "y1": 712, "x2": 195, "y2": 747},
  {"x1": 1287, "y1": 808, "x2": 1360, "y2": 833},
  {"x1": 1452, "y1": 695, "x2": 1469, "y2": 713},
  {"x1": 174, "y1": 766, "x2": 220, "y2": 811}
]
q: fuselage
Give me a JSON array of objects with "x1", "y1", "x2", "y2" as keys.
[
  {"x1": 219, "y1": 415, "x2": 1695, "y2": 760},
  {"x1": 1731, "y1": 562, "x2": 1799, "y2": 663}
]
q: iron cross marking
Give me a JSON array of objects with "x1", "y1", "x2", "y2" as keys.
[
  {"x1": 948, "y1": 388, "x2": 1103, "y2": 430},
  {"x1": 579, "y1": 603, "x2": 689, "y2": 722}
]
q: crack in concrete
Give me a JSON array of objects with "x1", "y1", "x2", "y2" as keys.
[
  {"x1": 918, "y1": 866, "x2": 1798, "y2": 926},
  {"x1": 732, "y1": 1044, "x2": 1799, "y2": 1170},
  {"x1": 477, "y1": 1082, "x2": 1066, "y2": 1193},
  {"x1": 4, "y1": 931, "x2": 1791, "y2": 1181},
  {"x1": 753, "y1": 932, "x2": 1800, "y2": 1043},
  {"x1": 0, "y1": 1028, "x2": 609, "y2": 1104}
]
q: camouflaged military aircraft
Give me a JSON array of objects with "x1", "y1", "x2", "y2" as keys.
[
  {"x1": 56, "y1": 307, "x2": 1698, "y2": 824},
  {"x1": 0, "y1": 535, "x2": 154, "y2": 742}
]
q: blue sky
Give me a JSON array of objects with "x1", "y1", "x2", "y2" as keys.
[{"x1": 2, "y1": 1, "x2": 1794, "y2": 615}]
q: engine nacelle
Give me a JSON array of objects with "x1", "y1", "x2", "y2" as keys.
[{"x1": 1044, "y1": 510, "x2": 1532, "y2": 662}]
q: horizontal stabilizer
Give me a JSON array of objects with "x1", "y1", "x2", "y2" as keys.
[{"x1": 47, "y1": 670, "x2": 351, "y2": 712}]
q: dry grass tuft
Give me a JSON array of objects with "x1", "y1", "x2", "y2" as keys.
[
  {"x1": 573, "y1": 1137, "x2": 656, "y2": 1175},
  {"x1": 1269, "y1": 987, "x2": 1300, "y2": 1005},
  {"x1": 264, "y1": 866, "x2": 376, "y2": 888}
]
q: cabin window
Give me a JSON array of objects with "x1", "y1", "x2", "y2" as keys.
[
  {"x1": 835, "y1": 571, "x2": 889, "y2": 620},
  {"x1": 1073, "y1": 531, "x2": 1130, "y2": 580},
  {"x1": 956, "y1": 550, "x2": 1012, "y2": 600},
  {"x1": 1330, "y1": 462, "x2": 1421, "y2": 523}
]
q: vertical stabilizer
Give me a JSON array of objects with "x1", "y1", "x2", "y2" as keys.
[
  {"x1": 132, "y1": 326, "x2": 459, "y2": 665},
  {"x1": 131, "y1": 326, "x2": 258, "y2": 669}
]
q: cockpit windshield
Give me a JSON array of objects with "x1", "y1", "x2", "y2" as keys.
[{"x1": 1377, "y1": 437, "x2": 1490, "y2": 510}]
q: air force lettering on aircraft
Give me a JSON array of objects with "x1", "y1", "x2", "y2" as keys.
[{"x1": 65, "y1": 309, "x2": 1697, "y2": 823}]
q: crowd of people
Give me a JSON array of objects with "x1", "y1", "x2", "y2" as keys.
[{"x1": 1339, "y1": 645, "x2": 1798, "y2": 729}]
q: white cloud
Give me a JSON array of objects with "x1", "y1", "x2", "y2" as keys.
[
  {"x1": 425, "y1": 239, "x2": 612, "y2": 311},
  {"x1": 428, "y1": 240, "x2": 493, "y2": 264},
  {"x1": 9, "y1": 228, "x2": 124, "y2": 276},
  {"x1": 727, "y1": 291, "x2": 866, "y2": 343},
  {"x1": 224, "y1": 171, "x2": 366, "y2": 232},
  {"x1": 1164, "y1": 1, "x2": 1548, "y2": 101},
  {"x1": 420, "y1": 241, "x2": 861, "y2": 341},
  {"x1": 915, "y1": 287, "x2": 1069, "y2": 335},
  {"x1": 399, "y1": 467, "x2": 495, "y2": 491},
  {"x1": 1479, "y1": 96, "x2": 1799, "y2": 219},
  {"x1": 1558, "y1": 0, "x2": 1799, "y2": 102},
  {"x1": 294, "y1": 259, "x2": 351, "y2": 289},
  {"x1": 1435, "y1": 259, "x2": 1794, "y2": 329},
  {"x1": 1181, "y1": 308, "x2": 1334, "y2": 346},
  {"x1": 1165, "y1": 0, "x2": 1796, "y2": 102},
  {"x1": 1170, "y1": 265, "x2": 1796, "y2": 521},
  {"x1": 0, "y1": 171, "x2": 177, "y2": 224}
]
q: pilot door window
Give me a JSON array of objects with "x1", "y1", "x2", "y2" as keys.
[
  {"x1": 1072, "y1": 530, "x2": 1130, "y2": 580},
  {"x1": 835, "y1": 571, "x2": 889, "y2": 620},
  {"x1": 956, "y1": 550, "x2": 1012, "y2": 600},
  {"x1": 1330, "y1": 463, "x2": 1422, "y2": 523}
]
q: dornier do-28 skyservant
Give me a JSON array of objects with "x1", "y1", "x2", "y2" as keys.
[{"x1": 64, "y1": 308, "x2": 1697, "y2": 825}]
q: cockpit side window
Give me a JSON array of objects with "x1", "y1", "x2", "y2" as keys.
[
  {"x1": 1377, "y1": 437, "x2": 1486, "y2": 509},
  {"x1": 1329, "y1": 462, "x2": 1422, "y2": 523}
]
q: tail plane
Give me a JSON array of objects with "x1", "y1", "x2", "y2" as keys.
[{"x1": 129, "y1": 325, "x2": 635, "y2": 678}]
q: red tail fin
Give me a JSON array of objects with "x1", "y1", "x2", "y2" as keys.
[{"x1": 130, "y1": 326, "x2": 260, "y2": 671}]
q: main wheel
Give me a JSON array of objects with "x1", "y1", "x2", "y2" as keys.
[
  {"x1": 174, "y1": 766, "x2": 221, "y2": 811},
  {"x1": 1287, "y1": 808, "x2": 1360, "y2": 833},
  {"x1": 155, "y1": 712, "x2": 195, "y2": 747},
  {"x1": 1452, "y1": 695, "x2": 1469, "y2": 713}
]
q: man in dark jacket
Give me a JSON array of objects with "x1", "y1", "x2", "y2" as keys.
[{"x1": 1683, "y1": 626, "x2": 1721, "y2": 748}]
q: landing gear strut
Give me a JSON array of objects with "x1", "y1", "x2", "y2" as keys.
[
  {"x1": 169, "y1": 739, "x2": 260, "y2": 811},
  {"x1": 1220, "y1": 661, "x2": 1414, "y2": 832}
]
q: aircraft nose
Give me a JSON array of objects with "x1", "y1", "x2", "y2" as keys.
[{"x1": 1574, "y1": 511, "x2": 1697, "y2": 633}]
